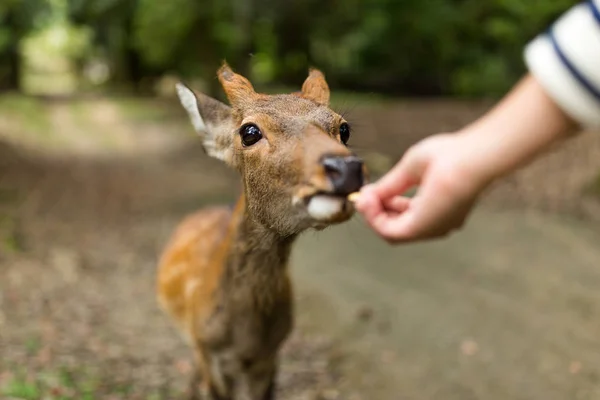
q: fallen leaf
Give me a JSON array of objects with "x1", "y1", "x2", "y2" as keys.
[
  {"x1": 460, "y1": 339, "x2": 479, "y2": 356},
  {"x1": 569, "y1": 361, "x2": 582, "y2": 374},
  {"x1": 175, "y1": 359, "x2": 192, "y2": 375}
]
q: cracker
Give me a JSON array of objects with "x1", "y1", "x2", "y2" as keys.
[{"x1": 347, "y1": 192, "x2": 360, "y2": 202}]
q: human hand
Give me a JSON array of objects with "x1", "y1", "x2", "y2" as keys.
[
  {"x1": 354, "y1": 133, "x2": 492, "y2": 243},
  {"x1": 354, "y1": 75, "x2": 577, "y2": 244}
]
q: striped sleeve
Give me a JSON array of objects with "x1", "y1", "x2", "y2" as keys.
[{"x1": 524, "y1": 0, "x2": 600, "y2": 128}]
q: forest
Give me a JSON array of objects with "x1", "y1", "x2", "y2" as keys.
[{"x1": 0, "y1": 0, "x2": 576, "y2": 98}]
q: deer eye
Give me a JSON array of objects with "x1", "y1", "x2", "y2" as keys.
[
  {"x1": 240, "y1": 123, "x2": 263, "y2": 146},
  {"x1": 339, "y1": 122, "x2": 350, "y2": 145}
]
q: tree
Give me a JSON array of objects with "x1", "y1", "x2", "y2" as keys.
[{"x1": 0, "y1": 0, "x2": 51, "y2": 91}]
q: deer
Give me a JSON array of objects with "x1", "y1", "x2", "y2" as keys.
[{"x1": 157, "y1": 62, "x2": 366, "y2": 400}]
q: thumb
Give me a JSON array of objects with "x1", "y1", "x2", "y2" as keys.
[
  {"x1": 371, "y1": 147, "x2": 429, "y2": 200},
  {"x1": 354, "y1": 185, "x2": 384, "y2": 221}
]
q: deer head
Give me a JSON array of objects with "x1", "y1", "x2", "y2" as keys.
[{"x1": 176, "y1": 63, "x2": 366, "y2": 235}]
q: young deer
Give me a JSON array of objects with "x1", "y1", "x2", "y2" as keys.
[{"x1": 157, "y1": 63, "x2": 366, "y2": 400}]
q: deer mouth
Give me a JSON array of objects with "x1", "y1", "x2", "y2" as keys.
[{"x1": 303, "y1": 192, "x2": 354, "y2": 222}]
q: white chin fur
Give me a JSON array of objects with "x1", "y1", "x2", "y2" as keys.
[{"x1": 307, "y1": 195, "x2": 345, "y2": 221}]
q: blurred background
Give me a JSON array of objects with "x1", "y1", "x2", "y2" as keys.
[
  {"x1": 0, "y1": 0, "x2": 577, "y2": 97},
  {"x1": 4, "y1": 0, "x2": 600, "y2": 399}
]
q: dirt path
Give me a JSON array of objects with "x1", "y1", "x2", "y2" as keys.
[{"x1": 292, "y1": 209, "x2": 600, "y2": 400}]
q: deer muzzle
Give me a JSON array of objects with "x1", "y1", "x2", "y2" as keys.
[{"x1": 321, "y1": 155, "x2": 364, "y2": 195}]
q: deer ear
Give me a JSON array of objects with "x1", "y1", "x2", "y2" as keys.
[
  {"x1": 176, "y1": 83, "x2": 235, "y2": 164},
  {"x1": 301, "y1": 68, "x2": 330, "y2": 105},
  {"x1": 217, "y1": 62, "x2": 257, "y2": 109}
]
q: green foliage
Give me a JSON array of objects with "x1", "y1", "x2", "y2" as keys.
[
  {"x1": 132, "y1": 0, "x2": 199, "y2": 67},
  {"x1": 21, "y1": 20, "x2": 92, "y2": 65},
  {"x1": 0, "y1": 0, "x2": 582, "y2": 95},
  {"x1": 304, "y1": 0, "x2": 576, "y2": 96},
  {"x1": 0, "y1": 0, "x2": 53, "y2": 88}
]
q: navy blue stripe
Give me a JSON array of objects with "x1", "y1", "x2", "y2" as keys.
[
  {"x1": 588, "y1": 0, "x2": 600, "y2": 25},
  {"x1": 548, "y1": 28, "x2": 600, "y2": 101}
]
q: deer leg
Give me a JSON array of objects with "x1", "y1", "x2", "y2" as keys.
[
  {"x1": 262, "y1": 369, "x2": 277, "y2": 400},
  {"x1": 208, "y1": 384, "x2": 232, "y2": 400},
  {"x1": 204, "y1": 354, "x2": 234, "y2": 400},
  {"x1": 238, "y1": 360, "x2": 278, "y2": 400},
  {"x1": 186, "y1": 346, "x2": 212, "y2": 400},
  {"x1": 186, "y1": 363, "x2": 201, "y2": 400},
  {"x1": 207, "y1": 374, "x2": 234, "y2": 400}
]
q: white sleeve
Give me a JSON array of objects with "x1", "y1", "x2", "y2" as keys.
[{"x1": 524, "y1": 0, "x2": 600, "y2": 129}]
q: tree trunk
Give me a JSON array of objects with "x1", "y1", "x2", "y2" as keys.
[
  {"x1": 6, "y1": 44, "x2": 21, "y2": 90},
  {"x1": 1, "y1": 8, "x2": 22, "y2": 91}
]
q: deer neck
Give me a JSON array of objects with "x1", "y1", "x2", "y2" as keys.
[{"x1": 222, "y1": 193, "x2": 296, "y2": 309}]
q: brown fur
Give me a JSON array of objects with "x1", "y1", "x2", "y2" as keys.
[{"x1": 157, "y1": 63, "x2": 365, "y2": 399}]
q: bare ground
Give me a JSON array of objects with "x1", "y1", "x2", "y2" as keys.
[{"x1": 1, "y1": 94, "x2": 600, "y2": 399}]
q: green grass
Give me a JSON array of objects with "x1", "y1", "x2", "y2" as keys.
[
  {"x1": 1, "y1": 369, "x2": 83, "y2": 400},
  {"x1": 0, "y1": 94, "x2": 51, "y2": 134},
  {"x1": 109, "y1": 96, "x2": 177, "y2": 124},
  {"x1": 584, "y1": 172, "x2": 600, "y2": 198},
  {"x1": 0, "y1": 365, "x2": 173, "y2": 400},
  {"x1": 0, "y1": 187, "x2": 23, "y2": 255},
  {"x1": 24, "y1": 336, "x2": 41, "y2": 356},
  {"x1": 2, "y1": 379, "x2": 40, "y2": 399},
  {"x1": 0, "y1": 213, "x2": 23, "y2": 255},
  {"x1": 0, "y1": 188, "x2": 20, "y2": 205}
]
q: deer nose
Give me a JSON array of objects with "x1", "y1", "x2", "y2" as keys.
[{"x1": 322, "y1": 155, "x2": 364, "y2": 195}]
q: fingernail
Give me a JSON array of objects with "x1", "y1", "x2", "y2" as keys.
[
  {"x1": 360, "y1": 184, "x2": 374, "y2": 193},
  {"x1": 354, "y1": 193, "x2": 368, "y2": 210}
]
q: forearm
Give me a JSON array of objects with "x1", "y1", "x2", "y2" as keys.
[
  {"x1": 460, "y1": 0, "x2": 600, "y2": 186},
  {"x1": 461, "y1": 74, "x2": 577, "y2": 184}
]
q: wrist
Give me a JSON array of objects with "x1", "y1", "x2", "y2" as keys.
[
  {"x1": 453, "y1": 129, "x2": 507, "y2": 192},
  {"x1": 455, "y1": 75, "x2": 577, "y2": 187}
]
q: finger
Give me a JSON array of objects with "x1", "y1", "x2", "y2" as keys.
[
  {"x1": 363, "y1": 204, "x2": 456, "y2": 244},
  {"x1": 385, "y1": 175, "x2": 469, "y2": 240},
  {"x1": 367, "y1": 206, "x2": 418, "y2": 241},
  {"x1": 371, "y1": 147, "x2": 429, "y2": 200},
  {"x1": 382, "y1": 195, "x2": 411, "y2": 213},
  {"x1": 353, "y1": 186, "x2": 384, "y2": 222},
  {"x1": 356, "y1": 188, "x2": 412, "y2": 236},
  {"x1": 368, "y1": 179, "x2": 462, "y2": 242}
]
